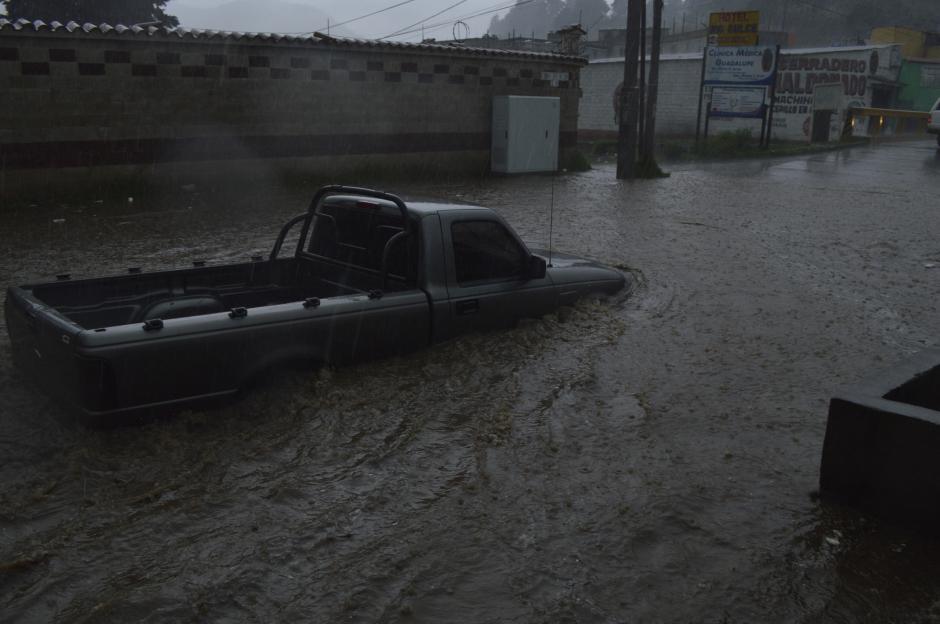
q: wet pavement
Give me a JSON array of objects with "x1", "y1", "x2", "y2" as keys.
[{"x1": 2, "y1": 140, "x2": 940, "y2": 623}]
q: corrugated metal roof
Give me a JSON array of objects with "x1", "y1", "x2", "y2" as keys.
[{"x1": 0, "y1": 18, "x2": 586, "y2": 64}]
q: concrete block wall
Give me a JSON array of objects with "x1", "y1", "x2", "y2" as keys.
[
  {"x1": 0, "y1": 23, "x2": 584, "y2": 191},
  {"x1": 579, "y1": 60, "x2": 622, "y2": 135},
  {"x1": 580, "y1": 55, "x2": 702, "y2": 138}
]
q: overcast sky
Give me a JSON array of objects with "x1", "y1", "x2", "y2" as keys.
[{"x1": 166, "y1": 0, "x2": 523, "y2": 40}]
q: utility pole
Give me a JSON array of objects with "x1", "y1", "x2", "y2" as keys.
[
  {"x1": 616, "y1": 0, "x2": 642, "y2": 179},
  {"x1": 638, "y1": 0, "x2": 647, "y2": 156},
  {"x1": 642, "y1": 0, "x2": 664, "y2": 165}
]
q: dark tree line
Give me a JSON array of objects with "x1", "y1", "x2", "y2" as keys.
[{"x1": 2, "y1": 0, "x2": 179, "y2": 27}]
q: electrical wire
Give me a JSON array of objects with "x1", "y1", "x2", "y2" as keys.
[
  {"x1": 382, "y1": 0, "x2": 539, "y2": 41},
  {"x1": 379, "y1": 0, "x2": 470, "y2": 40},
  {"x1": 385, "y1": 0, "x2": 530, "y2": 38},
  {"x1": 311, "y1": 0, "x2": 419, "y2": 33}
]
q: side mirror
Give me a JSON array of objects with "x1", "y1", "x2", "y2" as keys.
[{"x1": 527, "y1": 255, "x2": 547, "y2": 280}]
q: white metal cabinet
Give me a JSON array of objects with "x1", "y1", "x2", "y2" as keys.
[{"x1": 491, "y1": 96, "x2": 560, "y2": 173}]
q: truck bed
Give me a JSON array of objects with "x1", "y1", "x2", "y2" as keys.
[
  {"x1": 6, "y1": 254, "x2": 428, "y2": 418},
  {"x1": 24, "y1": 256, "x2": 402, "y2": 330}
]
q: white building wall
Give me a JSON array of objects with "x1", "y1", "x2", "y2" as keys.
[
  {"x1": 581, "y1": 54, "x2": 702, "y2": 136},
  {"x1": 580, "y1": 45, "x2": 902, "y2": 141},
  {"x1": 580, "y1": 60, "x2": 623, "y2": 133}
]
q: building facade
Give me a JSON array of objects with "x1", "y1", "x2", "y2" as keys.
[
  {"x1": 897, "y1": 58, "x2": 940, "y2": 111},
  {"x1": 0, "y1": 19, "x2": 585, "y2": 196},
  {"x1": 580, "y1": 44, "x2": 903, "y2": 142}
]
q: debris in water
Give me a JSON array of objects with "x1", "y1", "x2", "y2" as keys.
[
  {"x1": 52, "y1": 218, "x2": 65, "y2": 224},
  {"x1": 127, "y1": 197, "x2": 134, "y2": 204},
  {"x1": 0, "y1": 553, "x2": 50, "y2": 573}
]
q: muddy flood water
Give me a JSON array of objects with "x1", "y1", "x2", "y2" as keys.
[{"x1": 2, "y1": 141, "x2": 940, "y2": 623}]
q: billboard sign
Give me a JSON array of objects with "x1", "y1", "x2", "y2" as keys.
[
  {"x1": 710, "y1": 86, "x2": 766, "y2": 118},
  {"x1": 705, "y1": 46, "x2": 778, "y2": 86},
  {"x1": 771, "y1": 46, "x2": 899, "y2": 140},
  {"x1": 708, "y1": 11, "x2": 760, "y2": 47}
]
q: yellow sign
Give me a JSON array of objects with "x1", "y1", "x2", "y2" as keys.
[{"x1": 708, "y1": 11, "x2": 760, "y2": 47}]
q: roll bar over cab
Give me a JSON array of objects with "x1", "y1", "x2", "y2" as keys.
[{"x1": 270, "y1": 185, "x2": 556, "y2": 343}]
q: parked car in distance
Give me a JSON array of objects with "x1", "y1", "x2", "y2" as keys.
[
  {"x1": 929, "y1": 97, "x2": 940, "y2": 146},
  {"x1": 5, "y1": 185, "x2": 628, "y2": 422}
]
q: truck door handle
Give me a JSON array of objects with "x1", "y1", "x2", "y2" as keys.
[{"x1": 455, "y1": 299, "x2": 479, "y2": 316}]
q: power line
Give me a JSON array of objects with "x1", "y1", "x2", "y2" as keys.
[
  {"x1": 383, "y1": 0, "x2": 539, "y2": 41},
  {"x1": 387, "y1": 0, "x2": 532, "y2": 39},
  {"x1": 379, "y1": 0, "x2": 471, "y2": 40},
  {"x1": 312, "y1": 0, "x2": 420, "y2": 33}
]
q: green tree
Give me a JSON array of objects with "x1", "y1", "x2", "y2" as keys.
[{"x1": 2, "y1": 0, "x2": 179, "y2": 27}]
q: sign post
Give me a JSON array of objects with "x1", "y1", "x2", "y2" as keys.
[
  {"x1": 762, "y1": 45, "x2": 781, "y2": 148},
  {"x1": 699, "y1": 38, "x2": 780, "y2": 148},
  {"x1": 696, "y1": 12, "x2": 775, "y2": 149}
]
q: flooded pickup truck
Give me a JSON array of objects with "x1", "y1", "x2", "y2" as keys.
[{"x1": 5, "y1": 186, "x2": 626, "y2": 419}]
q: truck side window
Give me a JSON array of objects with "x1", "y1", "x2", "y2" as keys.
[{"x1": 452, "y1": 220, "x2": 527, "y2": 284}]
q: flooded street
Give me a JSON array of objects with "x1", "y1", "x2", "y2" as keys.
[{"x1": 3, "y1": 141, "x2": 940, "y2": 623}]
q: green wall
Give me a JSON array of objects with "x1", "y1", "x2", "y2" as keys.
[{"x1": 897, "y1": 60, "x2": 940, "y2": 110}]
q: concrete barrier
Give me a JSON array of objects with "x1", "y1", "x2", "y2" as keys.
[{"x1": 820, "y1": 348, "x2": 940, "y2": 522}]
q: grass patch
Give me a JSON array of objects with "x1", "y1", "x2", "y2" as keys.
[
  {"x1": 581, "y1": 131, "x2": 870, "y2": 166},
  {"x1": 693, "y1": 129, "x2": 756, "y2": 158},
  {"x1": 561, "y1": 148, "x2": 592, "y2": 172}
]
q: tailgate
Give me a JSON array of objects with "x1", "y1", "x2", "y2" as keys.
[{"x1": 4, "y1": 287, "x2": 108, "y2": 410}]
